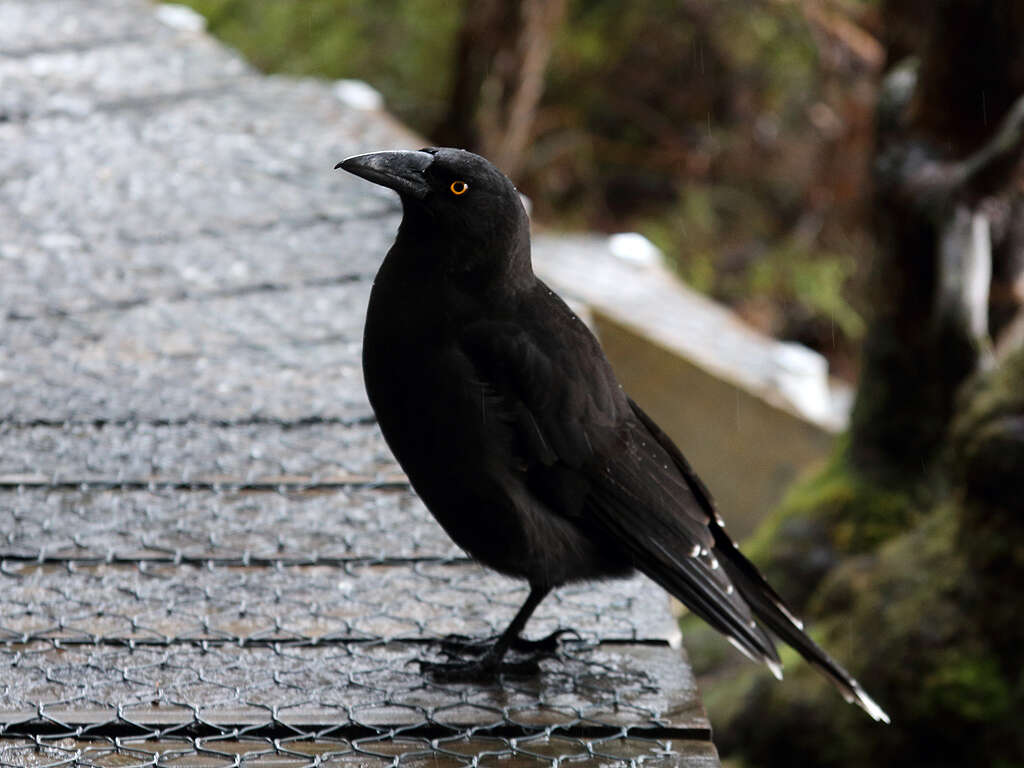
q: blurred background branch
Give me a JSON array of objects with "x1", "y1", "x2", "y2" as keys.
[{"x1": 181, "y1": 0, "x2": 889, "y2": 381}]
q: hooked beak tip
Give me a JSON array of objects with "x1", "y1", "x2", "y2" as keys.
[{"x1": 334, "y1": 150, "x2": 434, "y2": 200}]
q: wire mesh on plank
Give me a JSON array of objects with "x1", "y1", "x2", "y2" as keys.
[
  {"x1": 0, "y1": 423, "x2": 395, "y2": 485},
  {"x1": 0, "y1": 641, "x2": 712, "y2": 766},
  {"x1": 0, "y1": 734, "x2": 720, "y2": 767},
  {"x1": 0, "y1": 0, "x2": 721, "y2": 762},
  {"x1": 1, "y1": 215, "x2": 397, "y2": 324},
  {"x1": 1, "y1": 640, "x2": 702, "y2": 727},
  {"x1": 0, "y1": 488, "x2": 456, "y2": 565},
  {"x1": 1, "y1": 284, "x2": 372, "y2": 424},
  {"x1": 0, "y1": 561, "x2": 674, "y2": 646}
]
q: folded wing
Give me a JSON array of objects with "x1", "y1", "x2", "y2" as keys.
[{"x1": 460, "y1": 291, "x2": 888, "y2": 722}]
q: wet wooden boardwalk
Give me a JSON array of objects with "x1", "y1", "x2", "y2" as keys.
[{"x1": 0, "y1": 1, "x2": 719, "y2": 765}]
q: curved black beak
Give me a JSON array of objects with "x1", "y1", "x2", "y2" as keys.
[{"x1": 335, "y1": 150, "x2": 434, "y2": 200}]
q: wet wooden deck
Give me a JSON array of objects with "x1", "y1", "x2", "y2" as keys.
[{"x1": 0, "y1": 1, "x2": 719, "y2": 765}]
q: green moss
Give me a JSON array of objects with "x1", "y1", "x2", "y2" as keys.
[
  {"x1": 952, "y1": 348, "x2": 1024, "y2": 440},
  {"x1": 715, "y1": 463, "x2": 1024, "y2": 766},
  {"x1": 951, "y1": 349, "x2": 1024, "y2": 510},
  {"x1": 179, "y1": 0, "x2": 460, "y2": 130},
  {"x1": 740, "y1": 437, "x2": 918, "y2": 613},
  {"x1": 718, "y1": 503, "x2": 987, "y2": 765},
  {"x1": 921, "y1": 652, "x2": 1012, "y2": 722},
  {"x1": 679, "y1": 613, "x2": 739, "y2": 676},
  {"x1": 707, "y1": 353, "x2": 1024, "y2": 766}
]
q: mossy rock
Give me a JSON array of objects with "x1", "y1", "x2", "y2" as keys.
[
  {"x1": 952, "y1": 348, "x2": 1024, "y2": 510},
  {"x1": 686, "y1": 440, "x2": 921, "y2": 698},
  {"x1": 708, "y1": 349, "x2": 1024, "y2": 767},
  {"x1": 715, "y1": 504, "x2": 1023, "y2": 767},
  {"x1": 740, "y1": 436, "x2": 919, "y2": 615}
]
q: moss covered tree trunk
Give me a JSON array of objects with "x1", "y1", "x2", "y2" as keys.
[
  {"x1": 850, "y1": 0, "x2": 1024, "y2": 484},
  {"x1": 705, "y1": 3, "x2": 1024, "y2": 766}
]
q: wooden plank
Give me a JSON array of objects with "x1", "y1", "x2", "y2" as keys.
[
  {"x1": 0, "y1": 562, "x2": 678, "y2": 645},
  {"x1": 0, "y1": 735, "x2": 719, "y2": 767},
  {"x1": 0, "y1": 643, "x2": 709, "y2": 737},
  {"x1": 1, "y1": 285, "x2": 372, "y2": 424},
  {"x1": 0, "y1": 487, "x2": 453, "y2": 564},
  {"x1": 0, "y1": 474, "x2": 406, "y2": 489},
  {"x1": 0, "y1": 423, "x2": 393, "y2": 486},
  {"x1": 0, "y1": 0, "x2": 722, "y2": 762}
]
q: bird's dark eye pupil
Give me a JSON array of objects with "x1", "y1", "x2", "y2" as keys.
[{"x1": 450, "y1": 181, "x2": 468, "y2": 195}]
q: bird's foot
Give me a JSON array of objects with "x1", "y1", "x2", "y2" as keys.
[
  {"x1": 422, "y1": 629, "x2": 580, "y2": 681},
  {"x1": 436, "y1": 633, "x2": 495, "y2": 658},
  {"x1": 437, "y1": 628, "x2": 580, "y2": 659},
  {"x1": 419, "y1": 654, "x2": 540, "y2": 682}
]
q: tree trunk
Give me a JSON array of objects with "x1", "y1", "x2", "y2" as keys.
[
  {"x1": 660, "y1": 0, "x2": 1024, "y2": 617},
  {"x1": 433, "y1": 0, "x2": 567, "y2": 180},
  {"x1": 849, "y1": 0, "x2": 1024, "y2": 483},
  {"x1": 709, "y1": 8, "x2": 1024, "y2": 766}
]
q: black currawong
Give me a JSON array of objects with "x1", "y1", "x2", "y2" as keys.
[{"x1": 337, "y1": 147, "x2": 889, "y2": 723}]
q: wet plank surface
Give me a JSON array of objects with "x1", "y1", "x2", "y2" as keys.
[
  {"x1": 0, "y1": 562, "x2": 676, "y2": 644},
  {"x1": 0, "y1": 736, "x2": 721, "y2": 768},
  {"x1": 0, "y1": 1, "x2": 718, "y2": 765}
]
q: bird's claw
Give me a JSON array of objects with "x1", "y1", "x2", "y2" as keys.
[
  {"x1": 437, "y1": 633, "x2": 496, "y2": 658},
  {"x1": 510, "y1": 628, "x2": 582, "y2": 654},
  {"x1": 437, "y1": 628, "x2": 581, "y2": 660},
  {"x1": 419, "y1": 656, "x2": 540, "y2": 682},
  {"x1": 421, "y1": 628, "x2": 580, "y2": 680}
]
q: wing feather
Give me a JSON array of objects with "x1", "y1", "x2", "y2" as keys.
[
  {"x1": 460, "y1": 309, "x2": 779, "y2": 665},
  {"x1": 458, "y1": 287, "x2": 888, "y2": 722}
]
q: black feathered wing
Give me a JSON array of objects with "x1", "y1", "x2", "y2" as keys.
[
  {"x1": 628, "y1": 400, "x2": 890, "y2": 722},
  {"x1": 460, "y1": 310, "x2": 781, "y2": 670},
  {"x1": 461, "y1": 299, "x2": 889, "y2": 723}
]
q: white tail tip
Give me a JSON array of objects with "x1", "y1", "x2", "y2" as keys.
[{"x1": 851, "y1": 683, "x2": 890, "y2": 724}]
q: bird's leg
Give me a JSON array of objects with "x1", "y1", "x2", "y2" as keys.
[
  {"x1": 439, "y1": 627, "x2": 578, "y2": 658},
  {"x1": 510, "y1": 628, "x2": 582, "y2": 654},
  {"x1": 422, "y1": 585, "x2": 556, "y2": 681}
]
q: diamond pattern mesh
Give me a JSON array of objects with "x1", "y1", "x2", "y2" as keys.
[{"x1": 0, "y1": 0, "x2": 718, "y2": 764}]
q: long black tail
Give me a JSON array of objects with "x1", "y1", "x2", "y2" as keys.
[
  {"x1": 713, "y1": 529, "x2": 890, "y2": 723},
  {"x1": 625, "y1": 397, "x2": 888, "y2": 722}
]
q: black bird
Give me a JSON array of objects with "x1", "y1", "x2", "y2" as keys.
[{"x1": 337, "y1": 147, "x2": 889, "y2": 722}]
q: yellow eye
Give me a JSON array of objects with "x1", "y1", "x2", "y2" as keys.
[{"x1": 450, "y1": 180, "x2": 469, "y2": 195}]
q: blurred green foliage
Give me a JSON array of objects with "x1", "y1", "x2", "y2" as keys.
[
  {"x1": 739, "y1": 434, "x2": 919, "y2": 610},
  {"x1": 182, "y1": 0, "x2": 461, "y2": 128},
  {"x1": 533, "y1": 0, "x2": 868, "y2": 365},
  {"x1": 695, "y1": 349, "x2": 1024, "y2": 766},
  {"x1": 181, "y1": 0, "x2": 873, "y2": 373}
]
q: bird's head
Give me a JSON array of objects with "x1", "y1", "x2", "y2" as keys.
[{"x1": 336, "y1": 147, "x2": 532, "y2": 284}]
